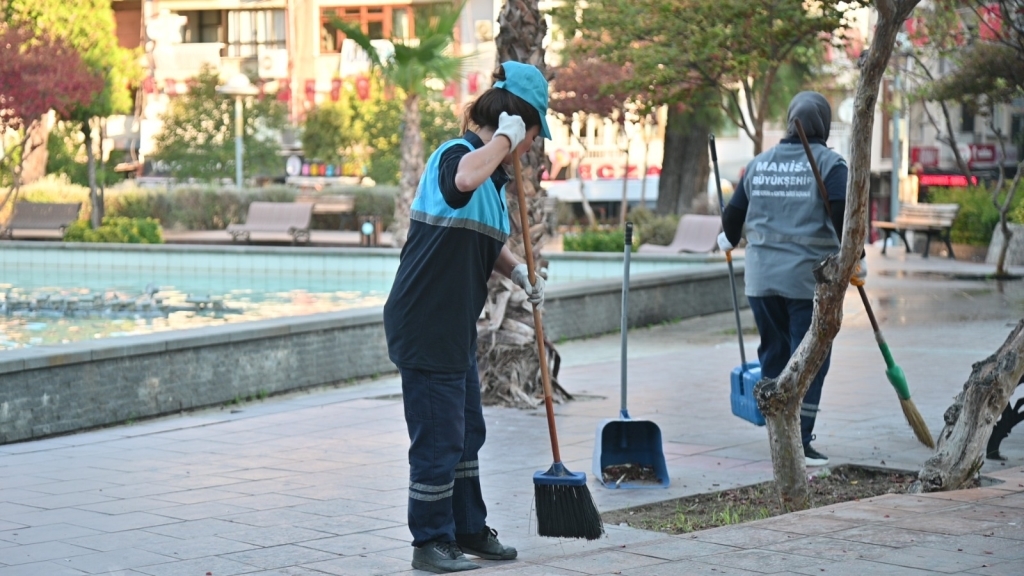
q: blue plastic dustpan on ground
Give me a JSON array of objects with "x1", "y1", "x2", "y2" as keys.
[{"x1": 592, "y1": 223, "x2": 669, "y2": 489}]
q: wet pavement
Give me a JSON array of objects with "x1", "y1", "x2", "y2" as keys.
[{"x1": 1, "y1": 245, "x2": 1023, "y2": 575}]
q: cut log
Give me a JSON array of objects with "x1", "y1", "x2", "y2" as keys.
[{"x1": 917, "y1": 320, "x2": 1024, "y2": 492}]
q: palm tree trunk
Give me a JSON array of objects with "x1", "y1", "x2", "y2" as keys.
[
  {"x1": 392, "y1": 93, "x2": 423, "y2": 247},
  {"x1": 479, "y1": 0, "x2": 555, "y2": 407}
]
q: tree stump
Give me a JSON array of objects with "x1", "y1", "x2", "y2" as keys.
[{"x1": 917, "y1": 320, "x2": 1024, "y2": 492}]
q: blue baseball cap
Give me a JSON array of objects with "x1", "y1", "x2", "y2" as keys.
[{"x1": 493, "y1": 61, "x2": 552, "y2": 140}]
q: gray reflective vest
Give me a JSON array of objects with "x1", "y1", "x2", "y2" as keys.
[{"x1": 742, "y1": 142, "x2": 845, "y2": 299}]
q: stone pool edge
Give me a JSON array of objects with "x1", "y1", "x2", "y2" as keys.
[{"x1": 0, "y1": 263, "x2": 745, "y2": 444}]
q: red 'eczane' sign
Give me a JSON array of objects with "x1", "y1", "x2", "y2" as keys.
[{"x1": 918, "y1": 174, "x2": 979, "y2": 187}]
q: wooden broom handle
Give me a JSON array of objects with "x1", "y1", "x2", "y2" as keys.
[{"x1": 512, "y1": 154, "x2": 561, "y2": 463}]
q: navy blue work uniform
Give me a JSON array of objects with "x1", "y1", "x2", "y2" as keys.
[{"x1": 383, "y1": 132, "x2": 510, "y2": 547}]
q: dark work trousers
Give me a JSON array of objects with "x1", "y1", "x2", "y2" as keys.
[
  {"x1": 400, "y1": 356, "x2": 487, "y2": 547},
  {"x1": 747, "y1": 295, "x2": 831, "y2": 446}
]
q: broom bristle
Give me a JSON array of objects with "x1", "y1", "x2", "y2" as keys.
[
  {"x1": 900, "y1": 397, "x2": 935, "y2": 449},
  {"x1": 534, "y1": 483, "x2": 604, "y2": 540}
]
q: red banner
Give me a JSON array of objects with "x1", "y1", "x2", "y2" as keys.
[
  {"x1": 918, "y1": 174, "x2": 978, "y2": 187},
  {"x1": 910, "y1": 146, "x2": 940, "y2": 167},
  {"x1": 330, "y1": 78, "x2": 342, "y2": 102},
  {"x1": 979, "y1": 4, "x2": 1002, "y2": 41}
]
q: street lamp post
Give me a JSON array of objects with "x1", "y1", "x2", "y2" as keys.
[{"x1": 217, "y1": 73, "x2": 259, "y2": 189}]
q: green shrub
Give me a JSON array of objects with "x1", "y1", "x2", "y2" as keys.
[
  {"x1": 927, "y1": 185, "x2": 1024, "y2": 246},
  {"x1": 353, "y1": 188, "x2": 398, "y2": 230},
  {"x1": 562, "y1": 228, "x2": 637, "y2": 252},
  {"x1": 107, "y1": 186, "x2": 297, "y2": 230},
  {"x1": 64, "y1": 217, "x2": 163, "y2": 243}
]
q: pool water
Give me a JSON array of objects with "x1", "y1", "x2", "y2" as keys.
[{"x1": 1, "y1": 245, "x2": 710, "y2": 350}]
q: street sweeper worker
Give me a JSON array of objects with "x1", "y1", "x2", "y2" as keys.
[
  {"x1": 383, "y1": 61, "x2": 550, "y2": 574},
  {"x1": 716, "y1": 91, "x2": 865, "y2": 468}
]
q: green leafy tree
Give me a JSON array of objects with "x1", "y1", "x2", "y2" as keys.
[
  {"x1": 301, "y1": 79, "x2": 459, "y2": 183},
  {"x1": 0, "y1": 25, "x2": 102, "y2": 202},
  {"x1": 553, "y1": 0, "x2": 860, "y2": 155},
  {"x1": 332, "y1": 3, "x2": 465, "y2": 246},
  {"x1": 151, "y1": 67, "x2": 287, "y2": 182},
  {"x1": 2, "y1": 0, "x2": 141, "y2": 227},
  {"x1": 917, "y1": 0, "x2": 1024, "y2": 277}
]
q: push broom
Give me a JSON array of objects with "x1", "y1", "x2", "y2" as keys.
[
  {"x1": 793, "y1": 118, "x2": 935, "y2": 449},
  {"x1": 513, "y1": 155, "x2": 604, "y2": 540}
]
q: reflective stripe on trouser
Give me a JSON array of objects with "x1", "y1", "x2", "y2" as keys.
[
  {"x1": 400, "y1": 356, "x2": 487, "y2": 547},
  {"x1": 747, "y1": 295, "x2": 830, "y2": 446}
]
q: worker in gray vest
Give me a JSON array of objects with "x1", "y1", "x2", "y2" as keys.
[{"x1": 717, "y1": 91, "x2": 866, "y2": 467}]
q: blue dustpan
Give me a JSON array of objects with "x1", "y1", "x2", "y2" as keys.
[{"x1": 592, "y1": 223, "x2": 670, "y2": 489}]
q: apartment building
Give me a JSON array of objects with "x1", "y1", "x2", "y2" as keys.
[{"x1": 108, "y1": 0, "x2": 506, "y2": 165}]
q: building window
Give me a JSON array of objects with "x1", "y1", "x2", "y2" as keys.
[
  {"x1": 961, "y1": 103, "x2": 975, "y2": 133},
  {"x1": 227, "y1": 9, "x2": 286, "y2": 58},
  {"x1": 180, "y1": 10, "x2": 223, "y2": 44},
  {"x1": 320, "y1": 4, "x2": 442, "y2": 52}
]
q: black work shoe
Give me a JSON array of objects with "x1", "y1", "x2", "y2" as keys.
[
  {"x1": 804, "y1": 444, "x2": 829, "y2": 467},
  {"x1": 411, "y1": 540, "x2": 480, "y2": 573},
  {"x1": 455, "y1": 526, "x2": 518, "y2": 560}
]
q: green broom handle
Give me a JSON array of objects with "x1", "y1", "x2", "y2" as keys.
[{"x1": 513, "y1": 155, "x2": 561, "y2": 464}]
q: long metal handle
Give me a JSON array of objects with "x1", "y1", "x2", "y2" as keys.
[
  {"x1": 620, "y1": 222, "x2": 632, "y2": 417},
  {"x1": 709, "y1": 134, "x2": 748, "y2": 367},
  {"x1": 512, "y1": 155, "x2": 560, "y2": 464}
]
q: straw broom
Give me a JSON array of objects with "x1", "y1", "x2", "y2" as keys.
[
  {"x1": 512, "y1": 155, "x2": 603, "y2": 540},
  {"x1": 794, "y1": 118, "x2": 934, "y2": 449}
]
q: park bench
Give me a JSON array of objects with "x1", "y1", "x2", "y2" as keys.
[
  {"x1": 227, "y1": 201, "x2": 313, "y2": 244},
  {"x1": 872, "y1": 203, "x2": 960, "y2": 259},
  {"x1": 0, "y1": 202, "x2": 81, "y2": 240}
]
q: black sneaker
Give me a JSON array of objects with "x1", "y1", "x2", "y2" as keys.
[
  {"x1": 455, "y1": 526, "x2": 518, "y2": 560},
  {"x1": 804, "y1": 444, "x2": 829, "y2": 467},
  {"x1": 411, "y1": 540, "x2": 480, "y2": 573}
]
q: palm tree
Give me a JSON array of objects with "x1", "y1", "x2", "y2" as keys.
[
  {"x1": 475, "y1": 0, "x2": 560, "y2": 407},
  {"x1": 333, "y1": 5, "x2": 464, "y2": 247}
]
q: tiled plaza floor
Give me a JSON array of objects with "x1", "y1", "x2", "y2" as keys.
[{"x1": 1, "y1": 246, "x2": 1023, "y2": 575}]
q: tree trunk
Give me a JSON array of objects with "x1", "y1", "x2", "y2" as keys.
[
  {"x1": 992, "y1": 157, "x2": 1023, "y2": 278},
  {"x1": 392, "y1": 93, "x2": 423, "y2": 248},
  {"x1": 84, "y1": 119, "x2": 102, "y2": 229},
  {"x1": 656, "y1": 103, "x2": 711, "y2": 215},
  {"x1": 19, "y1": 116, "x2": 50, "y2": 185},
  {"x1": 941, "y1": 101, "x2": 973, "y2": 180},
  {"x1": 918, "y1": 320, "x2": 1024, "y2": 492},
  {"x1": 755, "y1": 0, "x2": 921, "y2": 512},
  {"x1": 480, "y1": 0, "x2": 552, "y2": 407},
  {"x1": 577, "y1": 167, "x2": 596, "y2": 227}
]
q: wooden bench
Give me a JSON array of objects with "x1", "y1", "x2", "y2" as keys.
[
  {"x1": 226, "y1": 201, "x2": 313, "y2": 244},
  {"x1": 872, "y1": 203, "x2": 960, "y2": 259},
  {"x1": 0, "y1": 202, "x2": 81, "y2": 240}
]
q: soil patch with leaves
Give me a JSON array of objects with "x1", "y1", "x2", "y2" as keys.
[{"x1": 603, "y1": 465, "x2": 919, "y2": 534}]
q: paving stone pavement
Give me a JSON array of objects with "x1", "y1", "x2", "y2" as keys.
[{"x1": 2, "y1": 246, "x2": 1024, "y2": 575}]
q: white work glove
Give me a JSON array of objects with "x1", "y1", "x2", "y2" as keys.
[
  {"x1": 493, "y1": 112, "x2": 526, "y2": 150},
  {"x1": 511, "y1": 263, "x2": 545, "y2": 306},
  {"x1": 851, "y1": 257, "x2": 867, "y2": 286},
  {"x1": 717, "y1": 231, "x2": 734, "y2": 252}
]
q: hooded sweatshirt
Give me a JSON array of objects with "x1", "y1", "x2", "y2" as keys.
[{"x1": 733, "y1": 91, "x2": 848, "y2": 299}]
